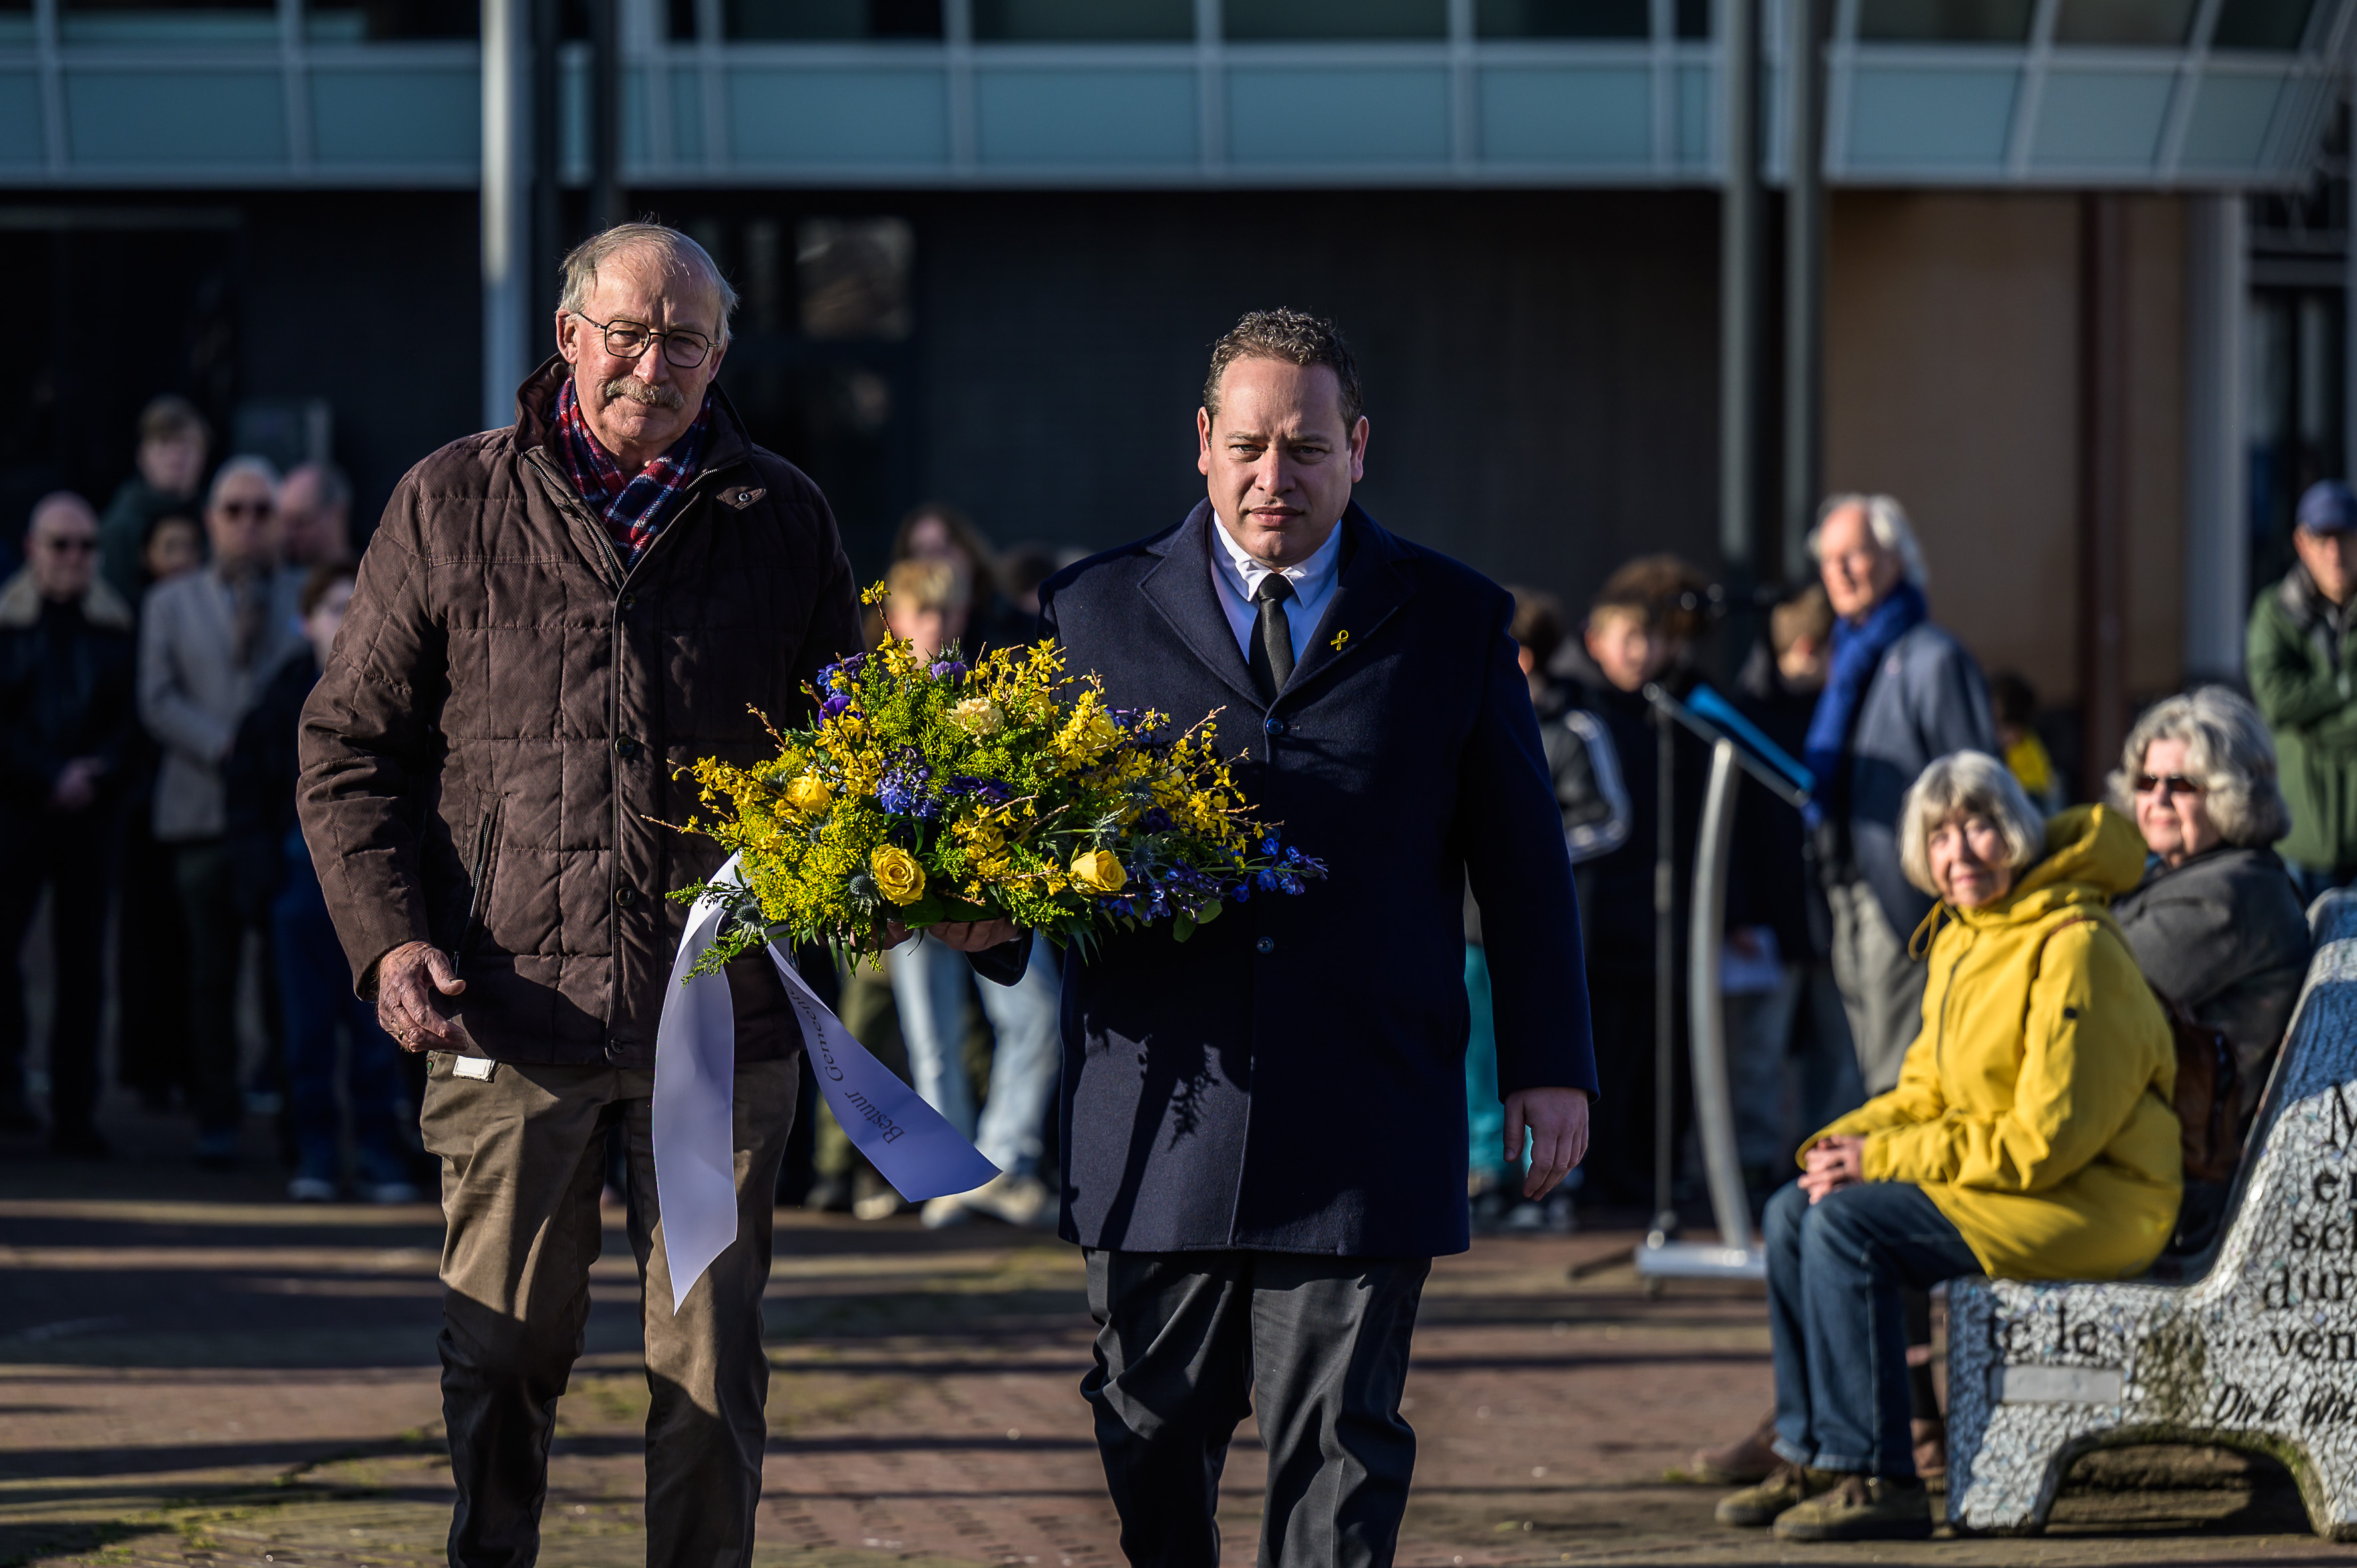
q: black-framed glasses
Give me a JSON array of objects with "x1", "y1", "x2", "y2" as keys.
[
  {"x1": 218, "y1": 500, "x2": 273, "y2": 520},
  {"x1": 39, "y1": 536, "x2": 96, "y2": 554},
  {"x1": 572, "y1": 313, "x2": 716, "y2": 369},
  {"x1": 2133, "y1": 772, "x2": 2202, "y2": 798}
]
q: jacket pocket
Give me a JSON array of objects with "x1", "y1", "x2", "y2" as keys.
[{"x1": 458, "y1": 796, "x2": 506, "y2": 963}]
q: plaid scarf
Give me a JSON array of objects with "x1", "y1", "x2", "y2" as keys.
[{"x1": 553, "y1": 379, "x2": 713, "y2": 567}]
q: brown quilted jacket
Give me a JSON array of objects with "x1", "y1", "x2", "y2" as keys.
[{"x1": 296, "y1": 360, "x2": 862, "y2": 1067}]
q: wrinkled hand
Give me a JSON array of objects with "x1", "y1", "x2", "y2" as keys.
[
  {"x1": 50, "y1": 756, "x2": 105, "y2": 812},
  {"x1": 375, "y1": 940, "x2": 466, "y2": 1052},
  {"x1": 1800, "y1": 1134, "x2": 1866, "y2": 1204},
  {"x1": 880, "y1": 918, "x2": 1023, "y2": 953},
  {"x1": 1507, "y1": 1086, "x2": 1591, "y2": 1200}
]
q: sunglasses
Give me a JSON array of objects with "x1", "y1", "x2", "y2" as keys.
[
  {"x1": 2132, "y1": 773, "x2": 2202, "y2": 798},
  {"x1": 40, "y1": 536, "x2": 96, "y2": 554},
  {"x1": 218, "y1": 500, "x2": 274, "y2": 519}
]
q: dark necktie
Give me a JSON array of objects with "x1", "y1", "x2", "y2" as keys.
[{"x1": 1248, "y1": 573, "x2": 1296, "y2": 702}]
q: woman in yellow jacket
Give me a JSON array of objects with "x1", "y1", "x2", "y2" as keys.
[{"x1": 1720, "y1": 752, "x2": 2179, "y2": 1543}]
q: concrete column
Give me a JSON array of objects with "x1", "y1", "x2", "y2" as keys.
[
  {"x1": 482, "y1": 0, "x2": 531, "y2": 432},
  {"x1": 2183, "y1": 192, "x2": 2249, "y2": 687}
]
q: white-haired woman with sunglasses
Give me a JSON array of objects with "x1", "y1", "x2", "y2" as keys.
[
  {"x1": 2108, "y1": 688, "x2": 2311, "y2": 1245},
  {"x1": 1718, "y1": 754, "x2": 2179, "y2": 1543}
]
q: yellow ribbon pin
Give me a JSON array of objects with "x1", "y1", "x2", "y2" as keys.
[{"x1": 1330, "y1": 630, "x2": 1351, "y2": 652}]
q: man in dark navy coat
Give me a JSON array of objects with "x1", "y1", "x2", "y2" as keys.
[{"x1": 1036, "y1": 310, "x2": 1600, "y2": 1567}]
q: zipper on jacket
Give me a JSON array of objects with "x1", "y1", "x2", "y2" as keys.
[
  {"x1": 525, "y1": 445, "x2": 746, "y2": 1050},
  {"x1": 459, "y1": 796, "x2": 505, "y2": 961}
]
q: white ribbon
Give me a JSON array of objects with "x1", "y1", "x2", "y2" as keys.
[{"x1": 652, "y1": 852, "x2": 1003, "y2": 1313}]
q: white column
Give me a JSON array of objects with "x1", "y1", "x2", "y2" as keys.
[
  {"x1": 482, "y1": 0, "x2": 532, "y2": 433},
  {"x1": 2183, "y1": 191, "x2": 2249, "y2": 686}
]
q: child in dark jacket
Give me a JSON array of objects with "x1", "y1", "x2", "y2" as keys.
[{"x1": 226, "y1": 560, "x2": 420, "y2": 1203}]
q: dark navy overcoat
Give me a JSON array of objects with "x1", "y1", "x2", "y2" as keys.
[{"x1": 1038, "y1": 500, "x2": 1600, "y2": 1259}]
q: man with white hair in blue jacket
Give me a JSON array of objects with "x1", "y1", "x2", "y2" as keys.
[{"x1": 1804, "y1": 493, "x2": 1996, "y2": 1098}]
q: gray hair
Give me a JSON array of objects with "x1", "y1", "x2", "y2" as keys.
[
  {"x1": 2106, "y1": 686, "x2": 2292, "y2": 849},
  {"x1": 207, "y1": 454, "x2": 281, "y2": 509},
  {"x1": 1810, "y1": 492, "x2": 1930, "y2": 590},
  {"x1": 1899, "y1": 750, "x2": 2047, "y2": 897},
  {"x1": 558, "y1": 222, "x2": 738, "y2": 346},
  {"x1": 287, "y1": 460, "x2": 351, "y2": 512}
]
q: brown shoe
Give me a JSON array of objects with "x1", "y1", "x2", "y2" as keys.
[
  {"x1": 1716, "y1": 1461, "x2": 1839, "y2": 1528},
  {"x1": 1772, "y1": 1472, "x2": 1934, "y2": 1541},
  {"x1": 1912, "y1": 1416, "x2": 1947, "y2": 1487},
  {"x1": 1688, "y1": 1410, "x2": 1780, "y2": 1486}
]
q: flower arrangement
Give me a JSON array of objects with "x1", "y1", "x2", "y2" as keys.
[{"x1": 670, "y1": 584, "x2": 1325, "y2": 973}]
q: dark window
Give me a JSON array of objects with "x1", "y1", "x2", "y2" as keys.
[
  {"x1": 973, "y1": 0, "x2": 1193, "y2": 39},
  {"x1": 1224, "y1": 0, "x2": 1446, "y2": 40},
  {"x1": 724, "y1": 0, "x2": 941, "y2": 40},
  {"x1": 1676, "y1": 0, "x2": 1708, "y2": 37},
  {"x1": 798, "y1": 218, "x2": 914, "y2": 341},
  {"x1": 1476, "y1": 0, "x2": 1649, "y2": 38},
  {"x1": 669, "y1": 0, "x2": 692, "y2": 39},
  {"x1": 305, "y1": 0, "x2": 478, "y2": 40},
  {"x1": 2052, "y1": 0, "x2": 2196, "y2": 45},
  {"x1": 1854, "y1": 0, "x2": 2034, "y2": 42},
  {"x1": 2211, "y1": 0, "x2": 2316, "y2": 51}
]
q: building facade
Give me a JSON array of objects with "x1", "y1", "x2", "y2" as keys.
[{"x1": 5, "y1": 0, "x2": 2353, "y2": 772}]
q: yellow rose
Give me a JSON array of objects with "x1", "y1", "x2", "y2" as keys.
[
  {"x1": 785, "y1": 774, "x2": 833, "y2": 814},
  {"x1": 870, "y1": 845, "x2": 927, "y2": 905},
  {"x1": 1070, "y1": 849, "x2": 1128, "y2": 894},
  {"x1": 952, "y1": 697, "x2": 1005, "y2": 735}
]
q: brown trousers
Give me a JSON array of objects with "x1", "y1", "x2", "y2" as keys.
[{"x1": 419, "y1": 1052, "x2": 798, "y2": 1568}]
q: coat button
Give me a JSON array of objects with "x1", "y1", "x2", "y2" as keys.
[
  {"x1": 1256, "y1": 936, "x2": 1275, "y2": 955},
  {"x1": 614, "y1": 736, "x2": 640, "y2": 760},
  {"x1": 619, "y1": 593, "x2": 637, "y2": 611},
  {"x1": 615, "y1": 887, "x2": 637, "y2": 908},
  {"x1": 1264, "y1": 717, "x2": 1287, "y2": 736}
]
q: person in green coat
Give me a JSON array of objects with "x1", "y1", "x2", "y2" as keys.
[{"x1": 2248, "y1": 478, "x2": 2357, "y2": 901}]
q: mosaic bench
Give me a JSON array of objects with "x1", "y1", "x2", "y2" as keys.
[{"x1": 1945, "y1": 890, "x2": 2357, "y2": 1539}]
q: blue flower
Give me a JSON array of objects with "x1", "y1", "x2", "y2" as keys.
[
  {"x1": 931, "y1": 659, "x2": 969, "y2": 682},
  {"x1": 820, "y1": 692, "x2": 854, "y2": 718},
  {"x1": 941, "y1": 775, "x2": 1012, "y2": 804}
]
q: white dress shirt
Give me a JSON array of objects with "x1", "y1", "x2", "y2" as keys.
[{"x1": 1206, "y1": 514, "x2": 1345, "y2": 672}]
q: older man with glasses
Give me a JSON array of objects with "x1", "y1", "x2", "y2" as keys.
[
  {"x1": 140, "y1": 455, "x2": 306, "y2": 1168},
  {"x1": 0, "y1": 494, "x2": 138, "y2": 1152},
  {"x1": 297, "y1": 222, "x2": 910, "y2": 1568}
]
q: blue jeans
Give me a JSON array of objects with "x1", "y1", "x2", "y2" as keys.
[
  {"x1": 888, "y1": 931, "x2": 1062, "y2": 1177},
  {"x1": 1764, "y1": 1179, "x2": 1982, "y2": 1476},
  {"x1": 274, "y1": 844, "x2": 411, "y2": 1187},
  {"x1": 1464, "y1": 944, "x2": 1505, "y2": 1188}
]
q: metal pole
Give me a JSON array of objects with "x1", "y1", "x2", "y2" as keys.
[
  {"x1": 480, "y1": 0, "x2": 529, "y2": 431},
  {"x1": 1782, "y1": 0, "x2": 1825, "y2": 587},
  {"x1": 1720, "y1": 0, "x2": 1764, "y2": 619},
  {"x1": 1687, "y1": 740, "x2": 1753, "y2": 1255},
  {"x1": 2078, "y1": 194, "x2": 2129, "y2": 801},
  {"x1": 589, "y1": 0, "x2": 624, "y2": 230},
  {"x1": 1652, "y1": 707, "x2": 1676, "y2": 1243},
  {"x1": 531, "y1": 0, "x2": 561, "y2": 327}
]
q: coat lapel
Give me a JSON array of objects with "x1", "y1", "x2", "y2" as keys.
[
  {"x1": 1280, "y1": 504, "x2": 1416, "y2": 708},
  {"x1": 1138, "y1": 501, "x2": 1263, "y2": 711}
]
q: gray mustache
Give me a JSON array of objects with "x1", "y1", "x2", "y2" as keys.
[{"x1": 601, "y1": 377, "x2": 686, "y2": 411}]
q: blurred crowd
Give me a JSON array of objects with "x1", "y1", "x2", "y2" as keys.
[
  {"x1": 1, "y1": 396, "x2": 2350, "y2": 1267},
  {"x1": 0, "y1": 402, "x2": 1088, "y2": 1218}
]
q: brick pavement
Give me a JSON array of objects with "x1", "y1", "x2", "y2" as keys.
[{"x1": 1, "y1": 1120, "x2": 2352, "y2": 1567}]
